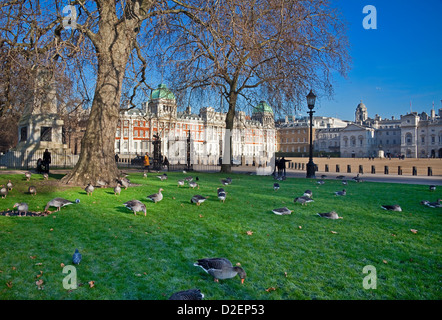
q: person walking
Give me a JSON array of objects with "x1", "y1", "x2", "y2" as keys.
[
  {"x1": 43, "y1": 149, "x2": 51, "y2": 174},
  {"x1": 144, "y1": 152, "x2": 150, "y2": 172}
]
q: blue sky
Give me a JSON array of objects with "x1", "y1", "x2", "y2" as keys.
[{"x1": 308, "y1": 0, "x2": 442, "y2": 121}]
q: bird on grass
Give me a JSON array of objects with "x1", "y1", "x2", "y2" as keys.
[
  {"x1": 317, "y1": 211, "x2": 343, "y2": 220},
  {"x1": 317, "y1": 180, "x2": 325, "y2": 185},
  {"x1": 114, "y1": 184, "x2": 121, "y2": 196},
  {"x1": 28, "y1": 186, "x2": 37, "y2": 196},
  {"x1": 184, "y1": 176, "x2": 193, "y2": 182},
  {"x1": 189, "y1": 181, "x2": 199, "y2": 189},
  {"x1": 169, "y1": 289, "x2": 204, "y2": 300},
  {"x1": 342, "y1": 180, "x2": 348, "y2": 185},
  {"x1": 381, "y1": 204, "x2": 402, "y2": 212},
  {"x1": 147, "y1": 188, "x2": 164, "y2": 203},
  {"x1": 0, "y1": 185, "x2": 8, "y2": 199},
  {"x1": 118, "y1": 178, "x2": 129, "y2": 190},
  {"x1": 123, "y1": 200, "x2": 146, "y2": 216},
  {"x1": 273, "y1": 183, "x2": 280, "y2": 191},
  {"x1": 294, "y1": 196, "x2": 313, "y2": 206},
  {"x1": 45, "y1": 198, "x2": 79, "y2": 212},
  {"x1": 217, "y1": 188, "x2": 226, "y2": 203},
  {"x1": 85, "y1": 183, "x2": 94, "y2": 196},
  {"x1": 191, "y1": 195, "x2": 208, "y2": 206},
  {"x1": 334, "y1": 189, "x2": 346, "y2": 196},
  {"x1": 177, "y1": 180, "x2": 185, "y2": 187},
  {"x1": 194, "y1": 258, "x2": 246, "y2": 284},
  {"x1": 221, "y1": 179, "x2": 231, "y2": 186},
  {"x1": 420, "y1": 199, "x2": 441, "y2": 208},
  {"x1": 72, "y1": 249, "x2": 82, "y2": 265},
  {"x1": 43, "y1": 173, "x2": 49, "y2": 180},
  {"x1": 303, "y1": 190, "x2": 313, "y2": 198},
  {"x1": 13, "y1": 203, "x2": 28, "y2": 216},
  {"x1": 429, "y1": 185, "x2": 436, "y2": 191},
  {"x1": 157, "y1": 173, "x2": 168, "y2": 181},
  {"x1": 272, "y1": 207, "x2": 292, "y2": 215},
  {"x1": 25, "y1": 172, "x2": 32, "y2": 181},
  {"x1": 6, "y1": 180, "x2": 13, "y2": 191}
]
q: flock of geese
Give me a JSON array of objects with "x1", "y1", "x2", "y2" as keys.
[{"x1": 0, "y1": 170, "x2": 441, "y2": 299}]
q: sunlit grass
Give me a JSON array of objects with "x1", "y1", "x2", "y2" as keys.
[{"x1": 0, "y1": 171, "x2": 440, "y2": 300}]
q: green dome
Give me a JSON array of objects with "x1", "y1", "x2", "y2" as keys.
[
  {"x1": 253, "y1": 101, "x2": 273, "y2": 114},
  {"x1": 150, "y1": 84, "x2": 175, "y2": 101}
]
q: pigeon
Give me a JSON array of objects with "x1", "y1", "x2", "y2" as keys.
[
  {"x1": 13, "y1": 203, "x2": 28, "y2": 216},
  {"x1": 85, "y1": 183, "x2": 94, "y2": 196},
  {"x1": 72, "y1": 249, "x2": 82, "y2": 265},
  {"x1": 28, "y1": 186, "x2": 37, "y2": 196},
  {"x1": 381, "y1": 205, "x2": 402, "y2": 212},
  {"x1": 334, "y1": 189, "x2": 346, "y2": 196},
  {"x1": 317, "y1": 211, "x2": 343, "y2": 219},
  {"x1": 196, "y1": 176, "x2": 199, "y2": 181},
  {"x1": 194, "y1": 258, "x2": 246, "y2": 283},
  {"x1": 273, "y1": 183, "x2": 280, "y2": 191},
  {"x1": 0, "y1": 185, "x2": 8, "y2": 199},
  {"x1": 6, "y1": 180, "x2": 13, "y2": 191},
  {"x1": 272, "y1": 207, "x2": 292, "y2": 215},
  {"x1": 169, "y1": 289, "x2": 204, "y2": 300}
]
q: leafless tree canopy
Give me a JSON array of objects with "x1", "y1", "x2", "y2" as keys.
[{"x1": 0, "y1": 0, "x2": 350, "y2": 180}]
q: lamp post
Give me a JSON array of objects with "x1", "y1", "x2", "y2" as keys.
[{"x1": 306, "y1": 90, "x2": 316, "y2": 178}]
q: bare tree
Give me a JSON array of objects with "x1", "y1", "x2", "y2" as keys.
[{"x1": 163, "y1": 0, "x2": 350, "y2": 172}]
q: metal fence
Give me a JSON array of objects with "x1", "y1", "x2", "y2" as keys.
[{"x1": 0, "y1": 150, "x2": 79, "y2": 170}]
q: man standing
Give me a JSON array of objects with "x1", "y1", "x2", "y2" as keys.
[
  {"x1": 144, "y1": 152, "x2": 150, "y2": 172},
  {"x1": 43, "y1": 149, "x2": 51, "y2": 173}
]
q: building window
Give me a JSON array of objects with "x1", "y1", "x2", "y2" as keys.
[
  {"x1": 20, "y1": 126, "x2": 27, "y2": 142},
  {"x1": 40, "y1": 127, "x2": 52, "y2": 142}
]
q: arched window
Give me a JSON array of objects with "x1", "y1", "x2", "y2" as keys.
[{"x1": 405, "y1": 133, "x2": 413, "y2": 146}]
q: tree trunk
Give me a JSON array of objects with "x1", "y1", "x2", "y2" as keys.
[
  {"x1": 220, "y1": 92, "x2": 238, "y2": 173},
  {"x1": 61, "y1": 23, "x2": 134, "y2": 186}
]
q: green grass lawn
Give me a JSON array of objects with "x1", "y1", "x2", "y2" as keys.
[{"x1": 0, "y1": 170, "x2": 441, "y2": 300}]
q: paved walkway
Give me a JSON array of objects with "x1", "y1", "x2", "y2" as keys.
[{"x1": 1, "y1": 166, "x2": 441, "y2": 186}]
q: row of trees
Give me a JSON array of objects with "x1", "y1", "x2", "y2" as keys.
[{"x1": 0, "y1": 0, "x2": 350, "y2": 185}]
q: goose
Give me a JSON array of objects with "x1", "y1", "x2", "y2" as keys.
[
  {"x1": 189, "y1": 181, "x2": 199, "y2": 189},
  {"x1": 119, "y1": 178, "x2": 129, "y2": 190},
  {"x1": 28, "y1": 186, "x2": 37, "y2": 196},
  {"x1": 85, "y1": 183, "x2": 94, "y2": 196},
  {"x1": 272, "y1": 207, "x2": 292, "y2": 215},
  {"x1": 72, "y1": 249, "x2": 82, "y2": 265},
  {"x1": 429, "y1": 185, "x2": 436, "y2": 191},
  {"x1": 184, "y1": 176, "x2": 193, "y2": 182},
  {"x1": 273, "y1": 183, "x2": 280, "y2": 191},
  {"x1": 25, "y1": 172, "x2": 32, "y2": 181},
  {"x1": 381, "y1": 204, "x2": 402, "y2": 212},
  {"x1": 421, "y1": 199, "x2": 441, "y2": 208},
  {"x1": 225, "y1": 177, "x2": 232, "y2": 183},
  {"x1": 317, "y1": 180, "x2": 325, "y2": 185},
  {"x1": 334, "y1": 189, "x2": 346, "y2": 196},
  {"x1": 123, "y1": 200, "x2": 147, "y2": 216},
  {"x1": 13, "y1": 203, "x2": 28, "y2": 216},
  {"x1": 96, "y1": 179, "x2": 107, "y2": 188},
  {"x1": 6, "y1": 180, "x2": 13, "y2": 190},
  {"x1": 169, "y1": 289, "x2": 204, "y2": 300},
  {"x1": 194, "y1": 258, "x2": 246, "y2": 284},
  {"x1": 114, "y1": 184, "x2": 121, "y2": 196},
  {"x1": 317, "y1": 211, "x2": 343, "y2": 219},
  {"x1": 303, "y1": 190, "x2": 312, "y2": 198},
  {"x1": 43, "y1": 173, "x2": 49, "y2": 180},
  {"x1": 217, "y1": 188, "x2": 226, "y2": 203},
  {"x1": 294, "y1": 196, "x2": 314, "y2": 206},
  {"x1": 143, "y1": 172, "x2": 147, "y2": 179},
  {"x1": 45, "y1": 198, "x2": 79, "y2": 212},
  {"x1": 0, "y1": 185, "x2": 8, "y2": 199},
  {"x1": 342, "y1": 180, "x2": 348, "y2": 185},
  {"x1": 157, "y1": 173, "x2": 168, "y2": 181},
  {"x1": 191, "y1": 195, "x2": 208, "y2": 206},
  {"x1": 177, "y1": 180, "x2": 185, "y2": 187},
  {"x1": 147, "y1": 188, "x2": 164, "y2": 203},
  {"x1": 221, "y1": 179, "x2": 230, "y2": 186}
]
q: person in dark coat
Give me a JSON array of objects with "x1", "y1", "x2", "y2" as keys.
[
  {"x1": 43, "y1": 149, "x2": 51, "y2": 173},
  {"x1": 278, "y1": 157, "x2": 291, "y2": 177}
]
